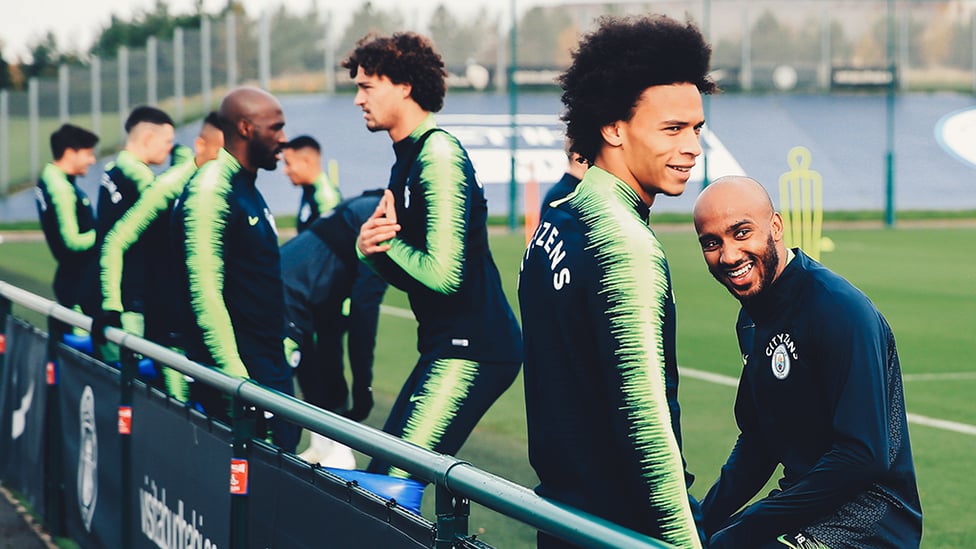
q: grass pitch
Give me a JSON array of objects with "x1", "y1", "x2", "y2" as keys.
[{"x1": 1, "y1": 224, "x2": 973, "y2": 547}]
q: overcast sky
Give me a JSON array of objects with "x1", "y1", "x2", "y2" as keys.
[{"x1": 2, "y1": 0, "x2": 559, "y2": 61}]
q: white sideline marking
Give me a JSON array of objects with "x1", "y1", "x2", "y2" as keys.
[
  {"x1": 902, "y1": 372, "x2": 976, "y2": 382},
  {"x1": 678, "y1": 367, "x2": 739, "y2": 388},
  {"x1": 905, "y1": 413, "x2": 976, "y2": 436},
  {"x1": 379, "y1": 306, "x2": 976, "y2": 437},
  {"x1": 679, "y1": 367, "x2": 976, "y2": 437}
]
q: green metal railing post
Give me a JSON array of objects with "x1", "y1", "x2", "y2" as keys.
[
  {"x1": 702, "y1": 0, "x2": 711, "y2": 189},
  {"x1": 435, "y1": 483, "x2": 470, "y2": 548},
  {"x1": 229, "y1": 396, "x2": 256, "y2": 549},
  {"x1": 43, "y1": 316, "x2": 66, "y2": 538},
  {"x1": 507, "y1": 0, "x2": 519, "y2": 231},
  {"x1": 884, "y1": 0, "x2": 896, "y2": 227},
  {"x1": 118, "y1": 349, "x2": 138, "y2": 547}
]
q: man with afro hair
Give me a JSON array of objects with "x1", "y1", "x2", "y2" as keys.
[
  {"x1": 346, "y1": 32, "x2": 523, "y2": 481},
  {"x1": 518, "y1": 15, "x2": 716, "y2": 548}
]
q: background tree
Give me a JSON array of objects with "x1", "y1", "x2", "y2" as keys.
[
  {"x1": 516, "y1": 6, "x2": 574, "y2": 68},
  {"x1": 90, "y1": 0, "x2": 201, "y2": 59},
  {"x1": 23, "y1": 32, "x2": 63, "y2": 80},
  {"x1": 270, "y1": 4, "x2": 327, "y2": 74},
  {"x1": 427, "y1": 4, "x2": 498, "y2": 69},
  {"x1": 0, "y1": 38, "x2": 12, "y2": 89},
  {"x1": 337, "y1": 2, "x2": 405, "y2": 61}
]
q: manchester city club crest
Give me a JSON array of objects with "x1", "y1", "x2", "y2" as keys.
[
  {"x1": 78, "y1": 386, "x2": 98, "y2": 532},
  {"x1": 771, "y1": 344, "x2": 791, "y2": 380}
]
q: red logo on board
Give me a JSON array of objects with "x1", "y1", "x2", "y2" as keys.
[{"x1": 230, "y1": 459, "x2": 249, "y2": 495}]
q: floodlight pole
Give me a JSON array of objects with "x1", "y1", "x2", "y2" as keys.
[
  {"x1": 508, "y1": 0, "x2": 519, "y2": 231},
  {"x1": 702, "y1": 0, "x2": 711, "y2": 189},
  {"x1": 884, "y1": 0, "x2": 896, "y2": 227}
]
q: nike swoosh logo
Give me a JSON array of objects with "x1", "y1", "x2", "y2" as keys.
[
  {"x1": 248, "y1": 216, "x2": 259, "y2": 226},
  {"x1": 408, "y1": 393, "x2": 424, "y2": 403}
]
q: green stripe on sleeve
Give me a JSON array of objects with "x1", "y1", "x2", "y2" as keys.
[
  {"x1": 42, "y1": 163, "x2": 95, "y2": 252},
  {"x1": 313, "y1": 172, "x2": 340, "y2": 215},
  {"x1": 575, "y1": 167, "x2": 701, "y2": 549},
  {"x1": 115, "y1": 149, "x2": 156, "y2": 192},
  {"x1": 101, "y1": 161, "x2": 197, "y2": 312},
  {"x1": 386, "y1": 130, "x2": 466, "y2": 295},
  {"x1": 183, "y1": 153, "x2": 248, "y2": 379}
]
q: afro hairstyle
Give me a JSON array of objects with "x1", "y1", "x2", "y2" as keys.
[{"x1": 559, "y1": 14, "x2": 718, "y2": 164}]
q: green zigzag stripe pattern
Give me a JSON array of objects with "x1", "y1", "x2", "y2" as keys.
[
  {"x1": 115, "y1": 149, "x2": 156, "y2": 192},
  {"x1": 572, "y1": 168, "x2": 700, "y2": 549},
  {"x1": 42, "y1": 164, "x2": 95, "y2": 252},
  {"x1": 387, "y1": 127, "x2": 466, "y2": 295},
  {"x1": 390, "y1": 358, "x2": 478, "y2": 478},
  {"x1": 183, "y1": 152, "x2": 247, "y2": 378},
  {"x1": 313, "y1": 171, "x2": 340, "y2": 215},
  {"x1": 101, "y1": 161, "x2": 196, "y2": 312}
]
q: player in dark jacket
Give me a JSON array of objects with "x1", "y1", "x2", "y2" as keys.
[
  {"x1": 693, "y1": 176, "x2": 922, "y2": 549},
  {"x1": 281, "y1": 135, "x2": 341, "y2": 233},
  {"x1": 94, "y1": 106, "x2": 175, "y2": 353},
  {"x1": 280, "y1": 134, "x2": 350, "y2": 428},
  {"x1": 171, "y1": 87, "x2": 297, "y2": 452},
  {"x1": 36, "y1": 124, "x2": 100, "y2": 319},
  {"x1": 280, "y1": 189, "x2": 388, "y2": 467},
  {"x1": 540, "y1": 144, "x2": 586, "y2": 216},
  {"x1": 518, "y1": 15, "x2": 715, "y2": 548},
  {"x1": 98, "y1": 113, "x2": 223, "y2": 398},
  {"x1": 347, "y1": 32, "x2": 522, "y2": 479}
]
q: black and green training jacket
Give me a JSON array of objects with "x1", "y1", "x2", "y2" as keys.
[{"x1": 360, "y1": 115, "x2": 522, "y2": 365}]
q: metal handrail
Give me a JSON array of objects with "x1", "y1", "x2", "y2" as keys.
[{"x1": 0, "y1": 279, "x2": 674, "y2": 549}]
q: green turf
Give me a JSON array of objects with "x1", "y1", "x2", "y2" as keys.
[{"x1": 1, "y1": 225, "x2": 974, "y2": 548}]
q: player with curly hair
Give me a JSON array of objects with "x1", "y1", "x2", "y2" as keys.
[
  {"x1": 518, "y1": 15, "x2": 716, "y2": 548},
  {"x1": 346, "y1": 32, "x2": 522, "y2": 479}
]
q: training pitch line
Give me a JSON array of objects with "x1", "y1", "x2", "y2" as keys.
[
  {"x1": 381, "y1": 305, "x2": 976, "y2": 437},
  {"x1": 678, "y1": 367, "x2": 976, "y2": 437}
]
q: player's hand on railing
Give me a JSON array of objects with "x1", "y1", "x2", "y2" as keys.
[{"x1": 91, "y1": 309, "x2": 122, "y2": 346}]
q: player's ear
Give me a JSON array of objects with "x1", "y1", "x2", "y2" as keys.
[
  {"x1": 600, "y1": 122, "x2": 623, "y2": 148},
  {"x1": 399, "y1": 81, "x2": 412, "y2": 100},
  {"x1": 237, "y1": 118, "x2": 252, "y2": 139},
  {"x1": 771, "y1": 211, "x2": 784, "y2": 242}
]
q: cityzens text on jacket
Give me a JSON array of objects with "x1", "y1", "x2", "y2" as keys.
[{"x1": 525, "y1": 220, "x2": 571, "y2": 290}]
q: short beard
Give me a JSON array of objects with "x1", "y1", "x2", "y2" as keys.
[
  {"x1": 248, "y1": 140, "x2": 277, "y2": 171},
  {"x1": 741, "y1": 235, "x2": 780, "y2": 303},
  {"x1": 712, "y1": 234, "x2": 780, "y2": 304}
]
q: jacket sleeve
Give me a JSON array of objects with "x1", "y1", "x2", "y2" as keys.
[
  {"x1": 314, "y1": 173, "x2": 341, "y2": 217},
  {"x1": 46, "y1": 171, "x2": 95, "y2": 252},
  {"x1": 581, "y1": 225, "x2": 701, "y2": 547},
  {"x1": 363, "y1": 133, "x2": 468, "y2": 295},
  {"x1": 346, "y1": 263, "x2": 387, "y2": 387},
  {"x1": 701, "y1": 387, "x2": 778, "y2": 539},
  {"x1": 101, "y1": 161, "x2": 196, "y2": 312},
  {"x1": 182, "y1": 180, "x2": 248, "y2": 379},
  {"x1": 280, "y1": 232, "x2": 332, "y2": 346}
]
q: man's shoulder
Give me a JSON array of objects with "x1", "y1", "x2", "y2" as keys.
[
  {"x1": 417, "y1": 128, "x2": 465, "y2": 158},
  {"x1": 795, "y1": 259, "x2": 879, "y2": 323},
  {"x1": 186, "y1": 158, "x2": 236, "y2": 193}
]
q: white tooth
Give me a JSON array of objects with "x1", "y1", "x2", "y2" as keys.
[{"x1": 729, "y1": 264, "x2": 751, "y2": 277}]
